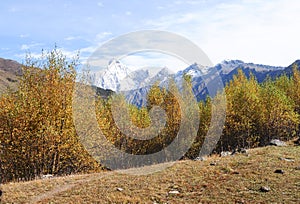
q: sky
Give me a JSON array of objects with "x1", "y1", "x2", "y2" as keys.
[{"x1": 1, "y1": 0, "x2": 300, "y2": 70}]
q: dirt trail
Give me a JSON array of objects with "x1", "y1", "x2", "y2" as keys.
[
  {"x1": 30, "y1": 172, "x2": 113, "y2": 203},
  {"x1": 31, "y1": 162, "x2": 177, "y2": 203}
]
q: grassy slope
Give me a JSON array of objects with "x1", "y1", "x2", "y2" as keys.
[{"x1": 1, "y1": 145, "x2": 300, "y2": 203}]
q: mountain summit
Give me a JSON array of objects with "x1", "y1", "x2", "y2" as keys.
[
  {"x1": 94, "y1": 60, "x2": 173, "y2": 92},
  {"x1": 95, "y1": 59, "x2": 131, "y2": 91}
]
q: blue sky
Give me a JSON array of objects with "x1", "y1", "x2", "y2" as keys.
[{"x1": 1, "y1": 0, "x2": 300, "y2": 69}]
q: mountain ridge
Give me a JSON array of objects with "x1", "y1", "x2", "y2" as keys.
[
  {"x1": 93, "y1": 59, "x2": 300, "y2": 106},
  {"x1": 1, "y1": 57, "x2": 300, "y2": 106}
]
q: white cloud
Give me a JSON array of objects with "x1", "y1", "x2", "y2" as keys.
[
  {"x1": 58, "y1": 48, "x2": 80, "y2": 60},
  {"x1": 174, "y1": 0, "x2": 205, "y2": 5},
  {"x1": 121, "y1": 52, "x2": 188, "y2": 72},
  {"x1": 81, "y1": 45, "x2": 97, "y2": 54},
  {"x1": 84, "y1": 30, "x2": 212, "y2": 72},
  {"x1": 21, "y1": 43, "x2": 43, "y2": 50},
  {"x1": 96, "y1": 32, "x2": 112, "y2": 40},
  {"x1": 145, "y1": 0, "x2": 300, "y2": 66},
  {"x1": 64, "y1": 36, "x2": 81, "y2": 41},
  {"x1": 20, "y1": 34, "x2": 29, "y2": 38},
  {"x1": 21, "y1": 44, "x2": 30, "y2": 50},
  {"x1": 15, "y1": 48, "x2": 80, "y2": 64},
  {"x1": 97, "y1": 2, "x2": 104, "y2": 7},
  {"x1": 8, "y1": 7, "x2": 20, "y2": 13},
  {"x1": 15, "y1": 52, "x2": 42, "y2": 61},
  {"x1": 125, "y1": 11, "x2": 132, "y2": 16}
]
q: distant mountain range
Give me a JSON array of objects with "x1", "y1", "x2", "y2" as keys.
[
  {"x1": 1, "y1": 57, "x2": 300, "y2": 107},
  {"x1": 93, "y1": 59, "x2": 300, "y2": 106}
]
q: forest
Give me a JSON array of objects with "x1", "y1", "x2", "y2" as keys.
[{"x1": 0, "y1": 49, "x2": 299, "y2": 183}]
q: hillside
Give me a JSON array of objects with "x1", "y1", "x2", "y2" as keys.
[
  {"x1": 1, "y1": 144, "x2": 299, "y2": 203},
  {"x1": 0, "y1": 58, "x2": 22, "y2": 93},
  {"x1": 0, "y1": 58, "x2": 114, "y2": 99}
]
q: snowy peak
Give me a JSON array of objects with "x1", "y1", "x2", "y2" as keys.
[
  {"x1": 94, "y1": 59, "x2": 173, "y2": 92},
  {"x1": 94, "y1": 59, "x2": 287, "y2": 94},
  {"x1": 153, "y1": 67, "x2": 172, "y2": 79},
  {"x1": 215, "y1": 60, "x2": 285, "y2": 74},
  {"x1": 93, "y1": 59, "x2": 298, "y2": 106},
  {"x1": 120, "y1": 67, "x2": 173, "y2": 91},
  {"x1": 175, "y1": 63, "x2": 210, "y2": 80},
  {"x1": 119, "y1": 69, "x2": 150, "y2": 91},
  {"x1": 221, "y1": 59, "x2": 244, "y2": 65},
  {"x1": 95, "y1": 59, "x2": 131, "y2": 91},
  {"x1": 106, "y1": 59, "x2": 131, "y2": 78}
]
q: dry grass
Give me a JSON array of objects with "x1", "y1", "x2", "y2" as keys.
[{"x1": 1, "y1": 145, "x2": 300, "y2": 203}]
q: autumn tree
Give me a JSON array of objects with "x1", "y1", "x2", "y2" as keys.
[
  {"x1": 220, "y1": 70, "x2": 261, "y2": 151},
  {"x1": 258, "y1": 79, "x2": 298, "y2": 145},
  {"x1": 0, "y1": 49, "x2": 100, "y2": 183}
]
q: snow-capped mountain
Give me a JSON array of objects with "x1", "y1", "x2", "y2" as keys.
[
  {"x1": 94, "y1": 60, "x2": 173, "y2": 92},
  {"x1": 119, "y1": 69, "x2": 150, "y2": 91},
  {"x1": 175, "y1": 63, "x2": 209, "y2": 78},
  {"x1": 215, "y1": 60, "x2": 285, "y2": 74},
  {"x1": 94, "y1": 59, "x2": 299, "y2": 106},
  {"x1": 119, "y1": 67, "x2": 173, "y2": 91},
  {"x1": 95, "y1": 59, "x2": 131, "y2": 91}
]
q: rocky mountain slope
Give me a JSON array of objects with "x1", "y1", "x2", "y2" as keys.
[{"x1": 0, "y1": 58, "x2": 23, "y2": 93}]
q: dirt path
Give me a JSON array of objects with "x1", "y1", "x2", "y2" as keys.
[
  {"x1": 30, "y1": 172, "x2": 113, "y2": 203},
  {"x1": 30, "y1": 162, "x2": 177, "y2": 203}
]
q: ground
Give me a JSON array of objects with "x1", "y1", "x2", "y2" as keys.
[{"x1": 1, "y1": 144, "x2": 300, "y2": 203}]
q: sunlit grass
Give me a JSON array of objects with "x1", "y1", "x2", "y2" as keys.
[{"x1": 2, "y1": 144, "x2": 299, "y2": 203}]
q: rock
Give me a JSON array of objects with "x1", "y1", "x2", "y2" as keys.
[
  {"x1": 260, "y1": 186, "x2": 271, "y2": 192},
  {"x1": 274, "y1": 169, "x2": 284, "y2": 174},
  {"x1": 220, "y1": 151, "x2": 232, "y2": 157},
  {"x1": 294, "y1": 138, "x2": 300, "y2": 145},
  {"x1": 116, "y1": 187, "x2": 124, "y2": 192},
  {"x1": 231, "y1": 149, "x2": 238, "y2": 155},
  {"x1": 168, "y1": 190, "x2": 180, "y2": 195},
  {"x1": 239, "y1": 148, "x2": 248, "y2": 154},
  {"x1": 210, "y1": 162, "x2": 217, "y2": 166},
  {"x1": 194, "y1": 156, "x2": 207, "y2": 161},
  {"x1": 232, "y1": 148, "x2": 248, "y2": 155},
  {"x1": 295, "y1": 166, "x2": 300, "y2": 170},
  {"x1": 41, "y1": 174, "x2": 53, "y2": 179},
  {"x1": 269, "y1": 139, "x2": 287, "y2": 147},
  {"x1": 280, "y1": 157, "x2": 295, "y2": 162}
]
